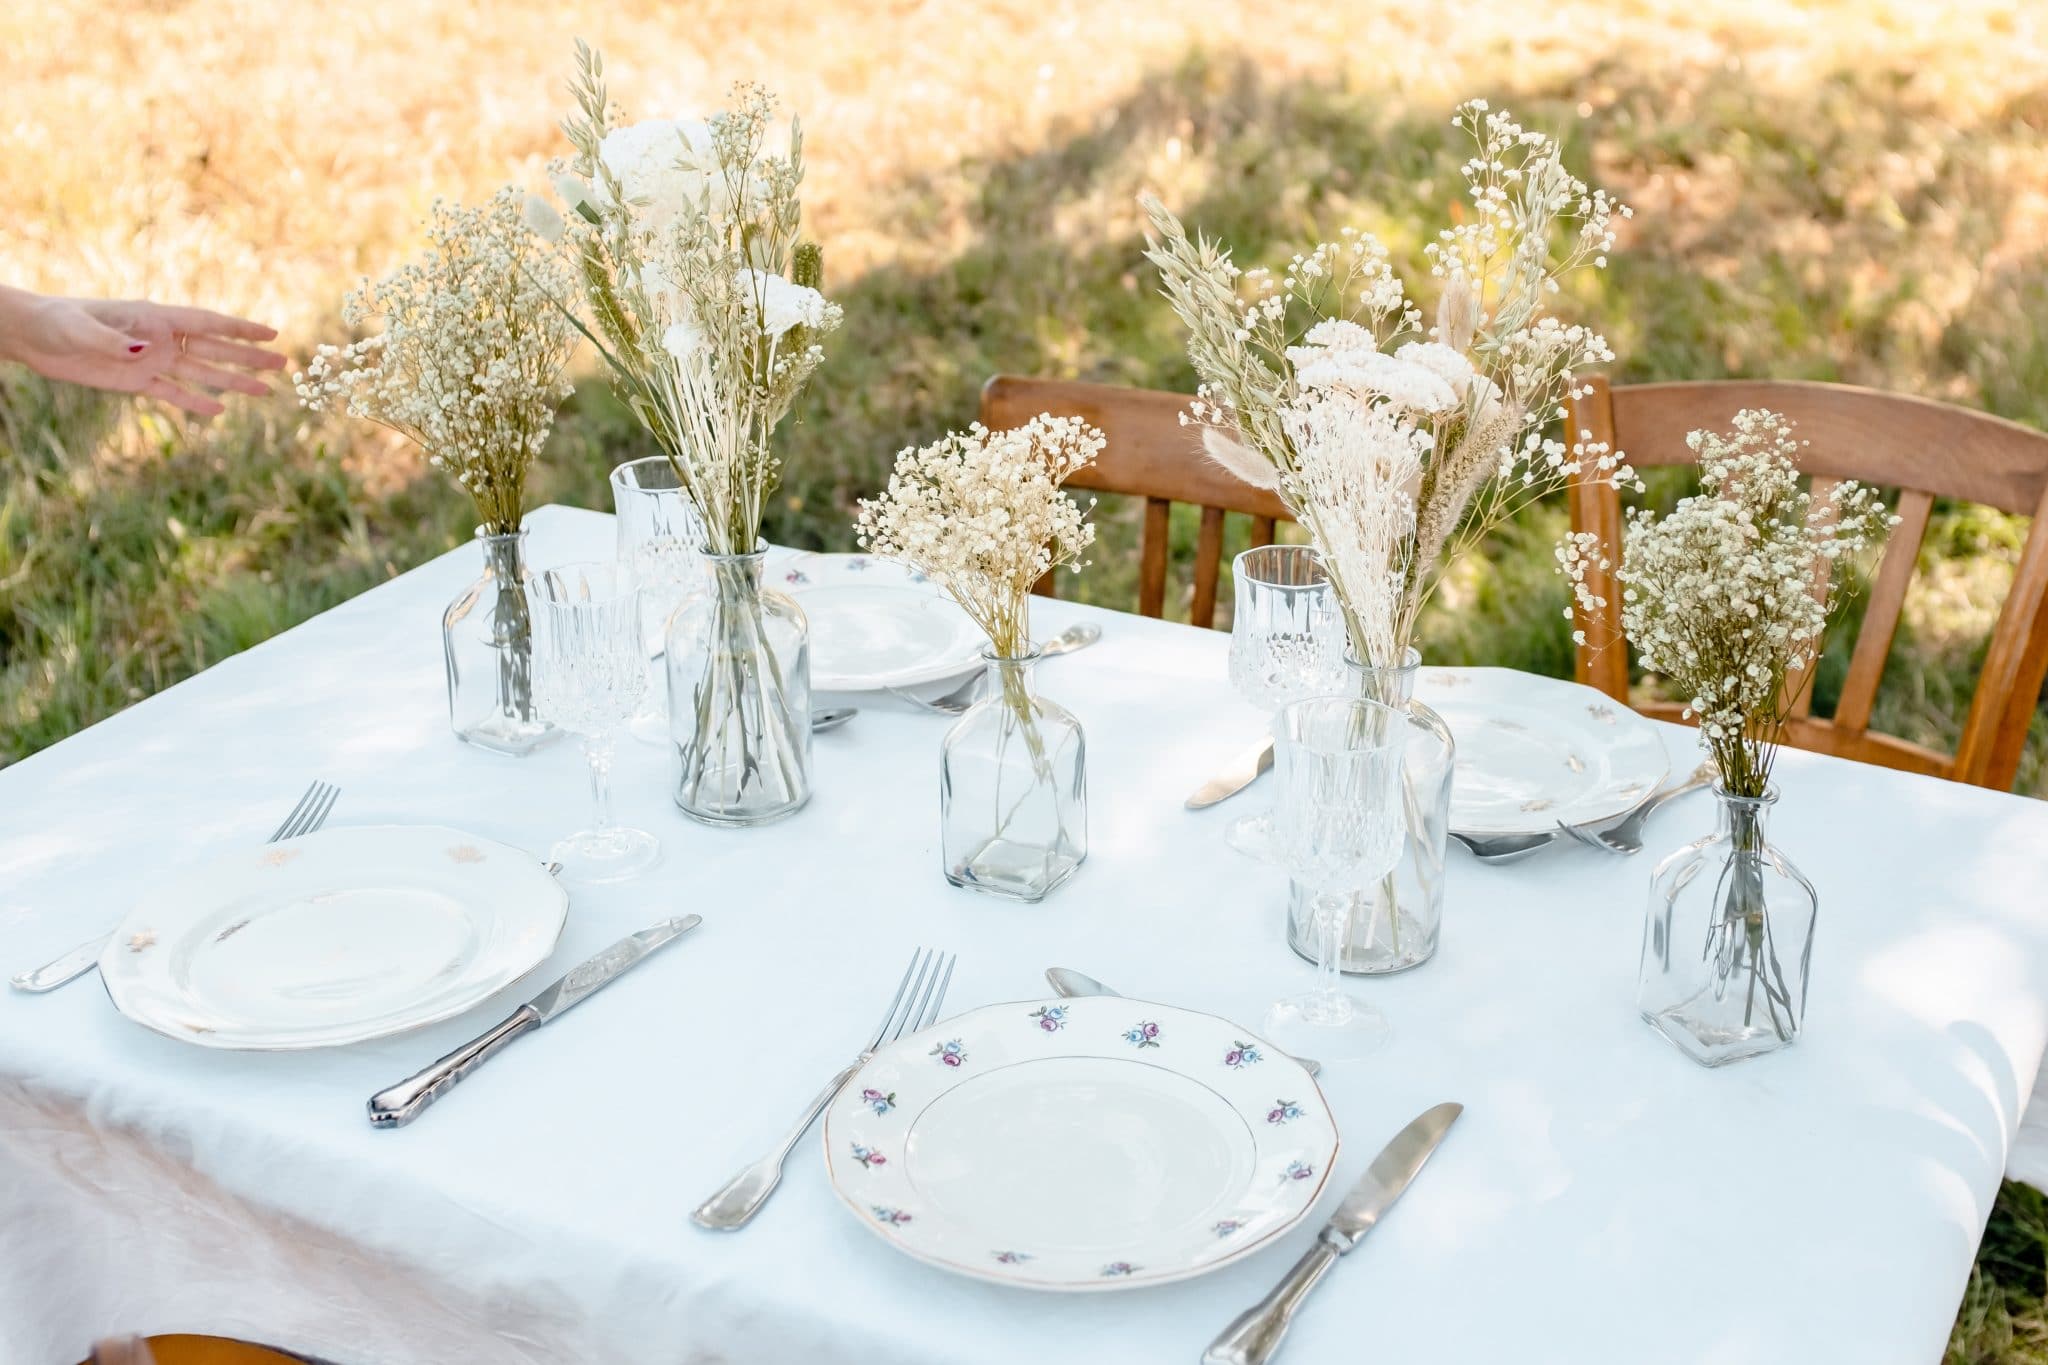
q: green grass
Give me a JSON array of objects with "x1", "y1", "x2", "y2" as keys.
[{"x1": 4, "y1": 38, "x2": 2047, "y2": 1360}]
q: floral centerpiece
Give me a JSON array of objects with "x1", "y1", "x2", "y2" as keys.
[
  {"x1": 1142, "y1": 100, "x2": 1633, "y2": 973},
  {"x1": 296, "y1": 188, "x2": 576, "y2": 755},
  {"x1": 547, "y1": 43, "x2": 842, "y2": 824},
  {"x1": 1142, "y1": 100, "x2": 1634, "y2": 679},
  {"x1": 1560, "y1": 408, "x2": 1895, "y2": 1063},
  {"x1": 855, "y1": 414, "x2": 1103, "y2": 900}
]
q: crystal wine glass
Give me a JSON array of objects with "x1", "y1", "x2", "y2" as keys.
[
  {"x1": 611, "y1": 456, "x2": 704, "y2": 744},
  {"x1": 1263, "y1": 696, "x2": 1407, "y2": 1060},
  {"x1": 1225, "y1": 545, "x2": 1346, "y2": 859},
  {"x1": 528, "y1": 561, "x2": 661, "y2": 883}
]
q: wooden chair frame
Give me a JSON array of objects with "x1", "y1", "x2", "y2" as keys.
[
  {"x1": 979, "y1": 375, "x2": 1292, "y2": 626},
  {"x1": 1566, "y1": 377, "x2": 2048, "y2": 790}
]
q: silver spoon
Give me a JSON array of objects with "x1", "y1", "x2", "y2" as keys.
[
  {"x1": 1037, "y1": 623, "x2": 1102, "y2": 657},
  {"x1": 1046, "y1": 967, "x2": 1323, "y2": 1077}
]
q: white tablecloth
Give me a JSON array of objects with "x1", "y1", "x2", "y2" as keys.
[{"x1": 4, "y1": 503, "x2": 2047, "y2": 1365}]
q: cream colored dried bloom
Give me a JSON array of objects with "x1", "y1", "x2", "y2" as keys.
[
  {"x1": 296, "y1": 188, "x2": 576, "y2": 534},
  {"x1": 1558, "y1": 409, "x2": 1895, "y2": 794},
  {"x1": 1142, "y1": 99, "x2": 1635, "y2": 665},
  {"x1": 855, "y1": 415, "x2": 1103, "y2": 658},
  {"x1": 1279, "y1": 390, "x2": 1432, "y2": 668}
]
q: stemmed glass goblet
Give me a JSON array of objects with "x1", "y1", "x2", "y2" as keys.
[
  {"x1": 1262, "y1": 695, "x2": 1407, "y2": 1061},
  {"x1": 612, "y1": 456, "x2": 704, "y2": 745},
  {"x1": 1225, "y1": 544, "x2": 1346, "y2": 859},
  {"x1": 528, "y1": 561, "x2": 662, "y2": 883}
]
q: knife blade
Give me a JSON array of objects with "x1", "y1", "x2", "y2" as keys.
[
  {"x1": 1203, "y1": 1101, "x2": 1462, "y2": 1365},
  {"x1": 366, "y1": 915, "x2": 702, "y2": 1129},
  {"x1": 1185, "y1": 737, "x2": 1275, "y2": 810}
]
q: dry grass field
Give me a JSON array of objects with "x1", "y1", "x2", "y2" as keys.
[{"x1": 4, "y1": 0, "x2": 2048, "y2": 1356}]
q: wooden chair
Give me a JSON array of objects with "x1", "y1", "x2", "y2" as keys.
[
  {"x1": 979, "y1": 375, "x2": 1293, "y2": 627},
  {"x1": 87, "y1": 1337, "x2": 308, "y2": 1365},
  {"x1": 1567, "y1": 377, "x2": 2048, "y2": 791}
]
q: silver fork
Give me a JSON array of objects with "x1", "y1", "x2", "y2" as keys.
[
  {"x1": 9, "y1": 779, "x2": 342, "y2": 994},
  {"x1": 1557, "y1": 763, "x2": 1715, "y2": 856},
  {"x1": 888, "y1": 624, "x2": 1102, "y2": 716},
  {"x1": 692, "y1": 947, "x2": 956, "y2": 1231}
]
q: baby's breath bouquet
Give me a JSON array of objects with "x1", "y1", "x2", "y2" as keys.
[
  {"x1": 297, "y1": 187, "x2": 577, "y2": 756},
  {"x1": 856, "y1": 415, "x2": 1103, "y2": 900},
  {"x1": 1557, "y1": 409, "x2": 1894, "y2": 796},
  {"x1": 297, "y1": 188, "x2": 576, "y2": 535},
  {"x1": 544, "y1": 44, "x2": 842, "y2": 823},
  {"x1": 1143, "y1": 100, "x2": 1633, "y2": 677},
  {"x1": 855, "y1": 415, "x2": 1103, "y2": 659},
  {"x1": 1560, "y1": 409, "x2": 1895, "y2": 1063}
]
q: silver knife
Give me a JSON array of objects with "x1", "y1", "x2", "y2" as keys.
[
  {"x1": 366, "y1": 915, "x2": 702, "y2": 1129},
  {"x1": 1203, "y1": 1101, "x2": 1462, "y2": 1365},
  {"x1": 1186, "y1": 737, "x2": 1275, "y2": 810}
]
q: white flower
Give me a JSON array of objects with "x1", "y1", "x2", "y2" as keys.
[
  {"x1": 661, "y1": 321, "x2": 706, "y2": 360},
  {"x1": 597, "y1": 117, "x2": 717, "y2": 227},
  {"x1": 522, "y1": 193, "x2": 565, "y2": 243},
  {"x1": 1293, "y1": 348, "x2": 1459, "y2": 416},
  {"x1": 1394, "y1": 341, "x2": 1477, "y2": 396},
  {"x1": 741, "y1": 269, "x2": 830, "y2": 338},
  {"x1": 549, "y1": 171, "x2": 592, "y2": 213}
]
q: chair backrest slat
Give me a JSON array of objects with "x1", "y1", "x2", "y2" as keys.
[
  {"x1": 1834, "y1": 488, "x2": 1934, "y2": 734},
  {"x1": 980, "y1": 375, "x2": 1292, "y2": 626},
  {"x1": 1567, "y1": 378, "x2": 2048, "y2": 791}
]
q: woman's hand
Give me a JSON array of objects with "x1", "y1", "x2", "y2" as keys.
[{"x1": 0, "y1": 286, "x2": 286, "y2": 418}]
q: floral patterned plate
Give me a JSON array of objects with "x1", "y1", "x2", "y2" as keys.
[
  {"x1": 97, "y1": 825, "x2": 567, "y2": 1051},
  {"x1": 772, "y1": 552, "x2": 986, "y2": 692},
  {"x1": 822, "y1": 997, "x2": 1338, "y2": 1291},
  {"x1": 1417, "y1": 667, "x2": 1672, "y2": 836}
]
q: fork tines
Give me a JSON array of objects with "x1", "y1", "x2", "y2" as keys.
[
  {"x1": 868, "y1": 948, "x2": 956, "y2": 1050},
  {"x1": 268, "y1": 780, "x2": 341, "y2": 844}
]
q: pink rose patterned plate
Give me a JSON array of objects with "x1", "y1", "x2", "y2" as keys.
[{"x1": 821, "y1": 997, "x2": 1338, "y2": 1291}]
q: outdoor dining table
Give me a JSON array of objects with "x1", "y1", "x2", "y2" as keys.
[{"x1": 5, "y1": 502, "x2": 2048, "y2": 1365}]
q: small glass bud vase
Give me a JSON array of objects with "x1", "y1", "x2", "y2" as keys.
[
  {"x1": 940, "y1": 648, "x2": 1087, "y2": 901},
  {"x1": 1285, "y1": 647, "x2": 1454, "y2": 973},
  {"x1": 442, "y1": 526, "x2": 557, "y2": 756},
  {"x1": 665, "y1": 545, "x2": 812, "y2": 826},
  {"x1": 1638, "y1": 785, "x2": 1817, "y2": 1066}
]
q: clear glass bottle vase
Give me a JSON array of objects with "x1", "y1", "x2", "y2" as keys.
[
  {"x1": 442, "y1": 527, "x2": 556, "y2": 756},
  {"x1": 1285, "y1": 647, "x2": 1454, "y2": 973},
  {"x1": 1638, "y1": 785, "x2": 1816, "y2": 1066},
  {"x1": 665, "y1": 546, "x2": 812, "y2": 826},
  {"x1": 940, "y1": 649, "x2": 1088, "y2": 902}
]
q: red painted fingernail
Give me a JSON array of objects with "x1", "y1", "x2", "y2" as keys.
[{"x1": 128, "y1": 342, "x2": 148, "y2": 354}]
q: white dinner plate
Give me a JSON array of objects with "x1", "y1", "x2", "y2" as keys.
[
  {"x1": 98, "y1": 825, "x2": 568, "y2": 1051},
  {"x1": 823, "y1": 997, "x2": 1338, "y2": 1291},
  {"x1": 773, "y1": 553, "x2": 985, "y2": 691},
  {"x1": 1415, "y1": 667, "x2": 1671, "y2": 836}
]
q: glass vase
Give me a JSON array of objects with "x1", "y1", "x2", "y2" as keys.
[
  {"x1": 1285, "y1": 647, "x2": 1454, "y2": 974},
  {"x1": 1638, "y1": 786, "x2": 1816, "y2": 1066},
  {"x1": 940, "y1": 649, "x2": 1087, "y2": 902},
  {"x1": 665, "y1": 546, "x2": 812, "y2": 826},
  {"x1": 442, "y1": 527, "x2": 556, "y2": 756}
]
